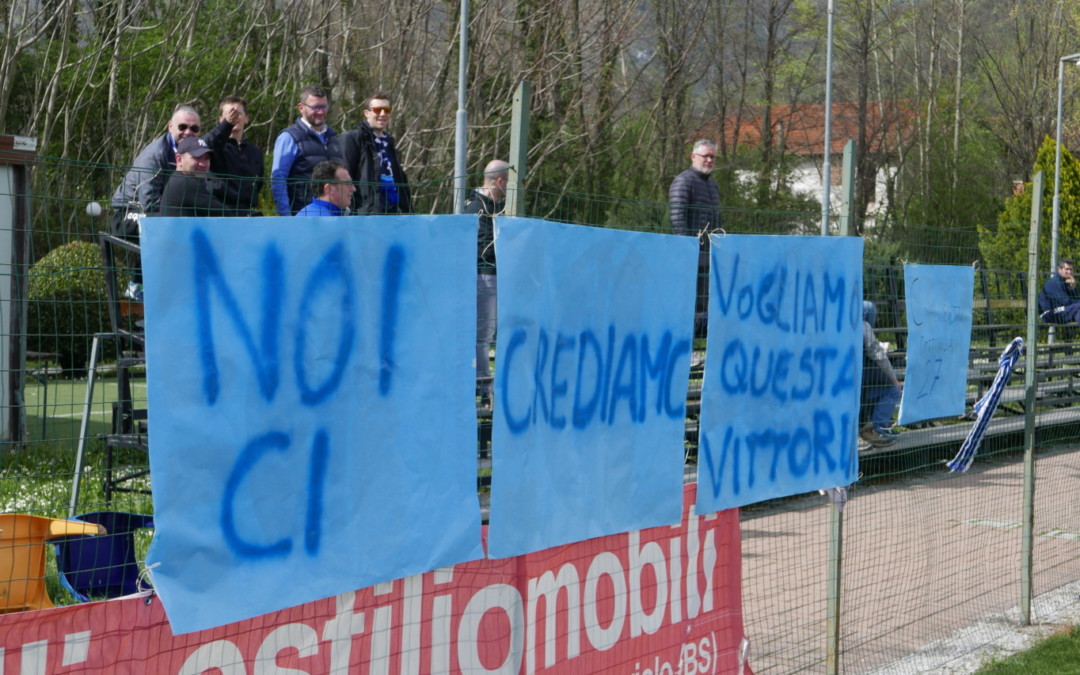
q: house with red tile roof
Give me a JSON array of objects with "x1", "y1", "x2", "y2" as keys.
[{"x1": 694, "y1": 100, "x2": 916, "y2": 226}]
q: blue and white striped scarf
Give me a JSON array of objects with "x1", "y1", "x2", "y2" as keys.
[{"x1": 947, "y1": 337, "x2": 1024, "y2": 472}]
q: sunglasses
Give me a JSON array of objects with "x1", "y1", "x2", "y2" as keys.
[
  {"x1": 303, "y1": 103, "x2": 330, "y2": 112},
  {"x1": 367, "y1": 106, "x2": 392, "y2": 115},
  {"x1": 176, "y1": 123, "x2": 200, "y2": 133}
]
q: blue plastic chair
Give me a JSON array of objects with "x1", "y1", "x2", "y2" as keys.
[{"x1": 53, "y1": 511, "x2": 154, "y2": 602}]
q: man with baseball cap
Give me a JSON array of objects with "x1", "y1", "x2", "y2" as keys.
[{"x1": 159, "y1": 137, "x2": 227, "y2": 217}]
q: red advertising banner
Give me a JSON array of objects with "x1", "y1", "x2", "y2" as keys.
[{"x1": 0, "y1": 485, "x2": 749, "y2": 674}]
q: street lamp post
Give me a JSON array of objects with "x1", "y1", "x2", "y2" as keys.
[{"x1": 1050, "y1": 53, "x2": 1080, "y2": 273}]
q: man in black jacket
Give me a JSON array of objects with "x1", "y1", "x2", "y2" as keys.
[
  {"x1": 669, "y1": 139, "x2": 722, "y2": 351},
  {"x1": 669, "y1": 140, "x2": 721, "y2": 237},
  {"x1": 341, "y1": 92, "x2": 411, "y2": 214},
  {"x1": 201, "y1": 95, "x2": 264, "y2": 216},
  {"x1": 464, "y1": 160, "x2": 508, "y2": 403},
  {"x1": 159, "y1": 137, "x2": 227, "y2": 218}
]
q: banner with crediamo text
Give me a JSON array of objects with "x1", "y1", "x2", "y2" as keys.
[
  {"x1": 0, "y1": 485, "x2": 749, "y2": 674},
  {"x1": 489, "y1": 218, "x2": 698, "y2": 559}
]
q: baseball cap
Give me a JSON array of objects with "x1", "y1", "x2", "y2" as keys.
[{"x1": 176, "y1": 137, "x2": 212, "y2": 157}]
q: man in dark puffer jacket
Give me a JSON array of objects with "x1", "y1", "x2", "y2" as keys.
[{"x1": 341, "y1": 92, "x2": 412, "y2": 215}]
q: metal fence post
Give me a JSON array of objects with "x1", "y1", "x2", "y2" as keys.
[
  {"x1": 1021, "y1": 171, "x2": 1042, "y2": 625},
  {"x1": 506, "y1": 81, "x2": 530, "y2": 218},
  {"x1": 825, "y1": 489, "x2": 846, "y2": 674},
  {"x1": 838, "y1": 140, "x2": 856, "y2": 236}
]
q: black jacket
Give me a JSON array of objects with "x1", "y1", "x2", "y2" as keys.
[
  {"x1": 202, "y1": 120, "x2": 265, "y2": 216},
  {"x1": 159, "y1": 172, "x2": 228, "y2": 218},
  {"x1": 341, "y1": 122, "x2": 412, "y2": 214},
  {"x1": 669, "y1": 168, "x2": 721, "y2": 237},
  {"x1": 464, "y1": 189, "x2": 502, "y2": 273}
]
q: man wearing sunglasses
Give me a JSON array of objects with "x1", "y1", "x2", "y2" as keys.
[
  {"x1": 341, "y1": 92, "x2": 412, "y2": 214},
  {"x1": 272, "y1": 85, "x2": 344, "y2": 216},
  {"x1": 109, "y1": 104, "x2": 202, "y2": 237}
]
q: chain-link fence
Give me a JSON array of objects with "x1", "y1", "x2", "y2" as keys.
[{"x1": 1, "y1": 154, "x2": 1078, "y2": 672}]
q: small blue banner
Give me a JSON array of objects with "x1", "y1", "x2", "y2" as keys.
[{"x1": 898, "y1": 264, "x2": 975, "y2": 425}]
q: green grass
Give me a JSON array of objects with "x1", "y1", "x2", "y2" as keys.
[
  {"x1": 975, "y1": 626, "x2": 1080, "y2": 673},
  {"x1": 22, "y1": 368, "x2": 145, "y2": 443}
]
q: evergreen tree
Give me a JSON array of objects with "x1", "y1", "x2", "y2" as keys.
[{"x1": 979, "y1": 137, "x2": 1080, "y2": 271}]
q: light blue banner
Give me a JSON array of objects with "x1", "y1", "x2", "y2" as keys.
[
  {"x1": 488, "y1": 218, "x2": 698, "y2": 558},
  {"x1": 696, "y1": 235, "x2": 863, "y2": 514},
  {"x1": 141, "y1": 215, "x2": 484, "y2": 634},
  {"x1": 898, "y1": 264, "x2": 975, "y2": 425}
]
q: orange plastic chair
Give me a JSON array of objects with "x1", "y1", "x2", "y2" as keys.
[{"x1": 0, "y1": 514, "x2": 105, "y2": 613}]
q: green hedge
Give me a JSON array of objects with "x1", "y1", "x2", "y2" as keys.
[{"x1": 27, "y1": 241, "x2": 112, "y2": 375}]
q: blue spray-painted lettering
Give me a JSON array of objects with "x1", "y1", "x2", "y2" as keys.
[
  {"x1": 787, "y1": 427, "x2": 812, "y2": 478},
  {"x1": 712, "y1": 253, "x2": 854, "y2": 335},
  {"x1": 608, "y1": 333, "x2": 639, "y2": 424},
  {"x1": 221, "y1": 429, "x2": 332, "y2": 559},
  {"x1": 849, "y1": 281, "x2": 863, "y2": 330},
  {"x1": 532, "y1": 330, "x2": 551, "y2": 425},
  {"x1": 831, "y1": 346, "x2": 856, "y2": 396},
  {"x1": 550, "y1": 333, "x2": 576, "y2": 429},
  {"x1": 573, "y1": 330, "x2": 604, "y2": 429},
  {"x1": 823, "y1": 273, "x2": 845, "y2": 333},
  {"x1": 305, "y1": 429, "x2": 329, "y2": 554},
  {"x1": 640, "y1": 332, "x2": 690, "y2": 420},
  {"x1": 222, "y1": 432, "x2": 293, "y2": 559},
  {"x1": 600, "y1": 326, "x2": 615, "y2": 423},
  {"x1": 502, "y1": 329, "x2": 531, "y2": 433},
  {"x1": 801, "y1": 275, "x2": 818, "y2": 333},
  {"x1": 193, "y1": 232, "x2": 422, "y2": 571},
  {"x1": 661, "y1": 336, "x2": 691, "y2": 418},
  {"x1": 813, "y1": 409, "x2": 836, "y2": 473},
  {"x1": 193, "y1": 229, "x2": 283, "y2": 405},
  {"x1": 712, "y1": 251, "x2": 740, "y2": 316},
  {"x1": 379, "y1": 245, "x2": 405, "y2": 396},
  {"x1": 294, "y1": 242, "x2": 356, "y2": 406},
  {"x1": 700, "y1": 410, "x2": 846, "y2": 500},
  {"x1": 503, "y1": 326, "x2": 685, "y2": 433},
  {"x1": 916, "y1": 355, "x2": 944, "y2": 400},
  {"x1": 719, "y1": 340, "x2": 850, "y2": 402}
]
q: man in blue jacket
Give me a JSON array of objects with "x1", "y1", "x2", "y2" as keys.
[
  {"x1": 296, "y1": 161, "x2": 355, "y2": 216},
  {"x1": 1039, "y1": 258, "x2": 1080, "y2": 323},
  {"x1": 271, "y1": 86, "x2": 344, "y2": 216}
]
